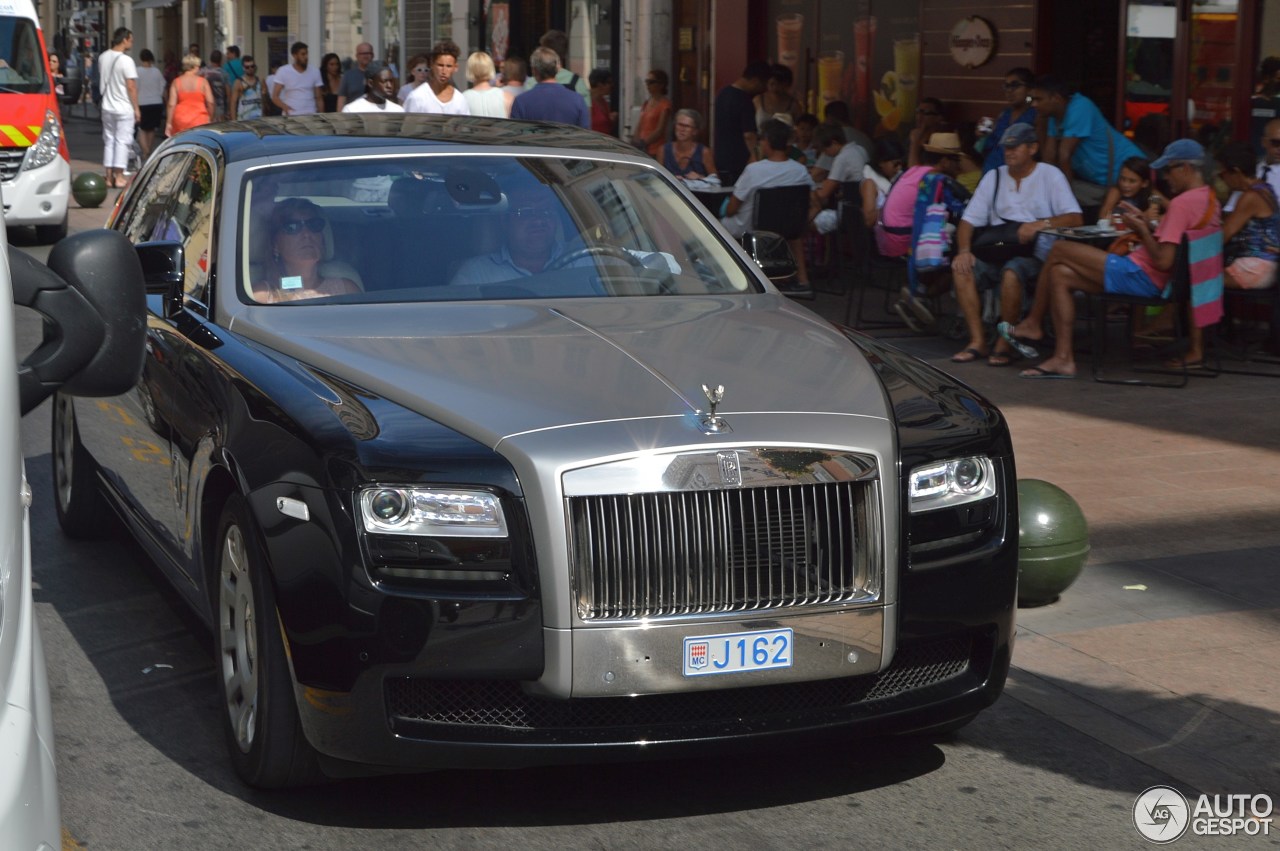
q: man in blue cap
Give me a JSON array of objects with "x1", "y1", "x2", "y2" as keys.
[
  {"x1": 999, "y1": 138, "x2": 1220, "y2": 378},
  {"x1": 949, "y1": 122, "x2": 1082, "y2": 366}
]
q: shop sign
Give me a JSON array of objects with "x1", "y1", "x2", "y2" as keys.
[{"x1": 949, "y1": 16, "x2": 996, "y2": 69}]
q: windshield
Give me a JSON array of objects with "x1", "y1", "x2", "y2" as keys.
[
  {"x1": 0, "y1": 17, "x2": 47, "y2": 93},
  {"x1": 239, "y1": 154, "x2": 759, "y2": 304}
]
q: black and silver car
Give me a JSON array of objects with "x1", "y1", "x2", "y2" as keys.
[{"x1": 55, "y1": 114, "x2": 1018, "y2": 788}]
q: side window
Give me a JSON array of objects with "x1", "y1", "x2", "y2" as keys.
[
  {"x1": 165, "y1": 155, "x2": 217, "y2": 303},
  {"x1": 117, "y1": 153, "x2": 190, "y2": 245}
]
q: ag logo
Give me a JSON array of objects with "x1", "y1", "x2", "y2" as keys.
[{"x1": 1134, "y1": 785, "x2": 1190, "y2": 843}]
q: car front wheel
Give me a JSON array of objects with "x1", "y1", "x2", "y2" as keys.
[{"x1": 214, "y1": 494, "x2": 321, "y2": 788}]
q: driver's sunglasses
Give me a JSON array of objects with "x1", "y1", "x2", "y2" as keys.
[
  {"x1": 512, "y1": 207, "x2": 554, "y2": 221},
  {"x1": 278, "y1": 217, "x2": 326, "y2": 235}
]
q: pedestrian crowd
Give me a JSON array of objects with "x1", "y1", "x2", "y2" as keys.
[{"x1": 74, "y1": 27, "x2": 1279, "y2": 380}]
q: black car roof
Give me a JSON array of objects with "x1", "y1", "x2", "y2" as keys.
[{"x1": 171, "y1": 114, "x2": 644, "y2": 161}]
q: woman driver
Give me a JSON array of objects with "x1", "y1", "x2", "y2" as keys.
[{"x1": 252, "y1": 198, "x2": 361, "y2": 303}]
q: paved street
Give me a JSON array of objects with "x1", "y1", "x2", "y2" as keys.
[{"x1": 7, "y1": 109, "x2": 1279, "y2": 848}]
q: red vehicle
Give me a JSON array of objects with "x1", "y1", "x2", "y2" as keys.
[{"x1": 0, "y1": 0, "x2": 79, "y2": 243}]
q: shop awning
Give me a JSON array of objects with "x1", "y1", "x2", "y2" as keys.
[{"x1": 132, "y1": 0, "x2": 180, "y2": 10}]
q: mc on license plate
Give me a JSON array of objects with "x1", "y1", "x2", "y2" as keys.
[{"x1": 682, "y1": 628, "x2": 793, "y2": 677}]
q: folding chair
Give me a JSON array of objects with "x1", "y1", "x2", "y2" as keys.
[
  {"x1": 752, "y1": 184, "x2": 815, "y2": 298},
  {"x1": 1213, "y1": 284, "x2": 1280, "y2": 376},
  {"x1": 836, "y1": 184, "x2": 913, "y2": 329},
  {"x1": 1088, "y1": 234, "x2": 1214, "y2": 388}
]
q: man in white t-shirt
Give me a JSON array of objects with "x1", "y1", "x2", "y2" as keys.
[
  {"x1": 949, "y1": 123, "x2": 1082, "y2": 365},
  {"x1": 270, "y1": 41, "x2": 323, "y2": 116},
  {"x1": 721, "y1": 118, "x2": 816, "y2": 289},
  {"x1": 98, "y1": 27, "x2": 140, "y2": 189},
  {"x1": 810, "y1": 123, "x2": 869, "y2": 235},
  {"x1": 341, "y1": 67, "x2": 404, "y2": 113}
]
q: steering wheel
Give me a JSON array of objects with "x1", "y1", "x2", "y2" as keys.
[{"x1": 545, "y1": 244, "x2": 644, "y2": 271}]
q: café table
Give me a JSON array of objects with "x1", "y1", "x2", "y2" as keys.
[
  {"x1": 688, "y1": 183, "x2": 733, "y2": 215},
  {"x1": 1040, "y1": 224, "x2": 1124, "y2": 249}
]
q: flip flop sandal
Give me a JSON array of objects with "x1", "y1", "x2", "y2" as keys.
[
  {"x1": 997, "y1": 321, "x2": 1042, "y2": 361},
  {"x1": 1024, "y1": 365, "x2": 1075, "y2": 378},
  {"x1": 950, "y1": 347, "x2": 986, "y2": 363}
]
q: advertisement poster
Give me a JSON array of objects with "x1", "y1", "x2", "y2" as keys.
[{"x1": 764, "y1": 1, "x2": 919, "y2": 137}]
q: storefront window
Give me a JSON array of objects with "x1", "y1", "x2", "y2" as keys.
[{"x1": 1187, "y1": 0, "x2": 1238, "y2": 148}]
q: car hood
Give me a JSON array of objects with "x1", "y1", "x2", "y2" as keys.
[{"x1": 234, "y1": 294, "x2": 891, "y2": 447}]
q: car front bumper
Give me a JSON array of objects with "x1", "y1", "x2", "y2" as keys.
[{"x1": 1, "y1": 156, "x2": 70, "y2": 228}]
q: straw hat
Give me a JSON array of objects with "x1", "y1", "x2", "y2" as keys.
[{"x1": 922, "y1": 132, "x2": 962, "y2": 154}]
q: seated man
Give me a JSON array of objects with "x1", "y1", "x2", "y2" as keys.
[
  {"x1": 810, "y1": 122, "x2": 868, "y2": 236},
  {"x1": 1032, "y1": 74, "x2": 1144, "y2": 211},
  {"x1": 720, "y1": 118, "x2": 815, "y2": 287},
  {"x1": 451, "y1": 183, "x2": 567, "y2": 286},
  {"x1": 1001, "y1": 139, "x2": 1220, "y2": 379},
  {"x1": 950, "y1": 123, "x2": 1082, "y2": 365}
]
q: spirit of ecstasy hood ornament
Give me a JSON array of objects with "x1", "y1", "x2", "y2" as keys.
[{"x1": 698, "y1": 384, "x2": 730, "y2": 433}]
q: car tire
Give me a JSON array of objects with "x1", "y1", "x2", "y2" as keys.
[
  {"x1": 35, "y1": 215, "x2": 68, "y2": 245},
  {"x1": 51, "y1": 393, "x2": 113, "y2": 539},
  {"x1": 214, "y1": 494, "x2": 323, "y2": 788}
]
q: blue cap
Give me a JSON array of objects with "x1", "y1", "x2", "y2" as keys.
[
  {"x1": 999, "y1": 123, "x2": 1038, "y2": 147},
  {"x1": 1151, "y1": 139, "x2": 1206, "y2": 169}
]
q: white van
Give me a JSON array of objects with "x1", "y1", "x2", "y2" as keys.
[{"x1": 0, "y1": 0, "x2": 75, "y2": 243}]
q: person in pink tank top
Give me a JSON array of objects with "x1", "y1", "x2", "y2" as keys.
[{"x1": 876, "y1": 164, "x2": 932, "y2": 257}]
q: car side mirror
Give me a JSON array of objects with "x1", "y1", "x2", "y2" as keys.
[
  {"x1": 13, "y1": 230, "x2": 147, "y2": 415},
  {"x1": 739, "y1": 230, "x2": 799, "y2": 284},
  {"x1": 136, "y1": 240, "x2": 185, "y2": 317}
]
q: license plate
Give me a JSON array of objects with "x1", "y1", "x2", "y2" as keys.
[{"x1": 682, "y1": 628, "x2": 793, "y2": 677}]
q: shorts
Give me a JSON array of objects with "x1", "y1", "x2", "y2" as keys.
[
  {"x1": 1225, "y1": 256, "x2": 1278, "y2": 289},
  {"x1": 972, "y1": 255, "x2": 1043, "y2": 291},
  {"x1": 1104, "y1": 253, "x2": 1161, "y2": 297},
  {"x1": 139, "y1": 104, "x2": 164, "y2": 132}
]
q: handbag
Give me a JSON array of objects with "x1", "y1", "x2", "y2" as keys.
[
  {"x1": 913, "y1": 179, "x2": 952, "y2": 272},
  {"x1": 970, "y1": 169, "x2": 1036, "y2": 264},
  {"x1": 972, "y1": 221, "x2": 1032, "y2": 264}
]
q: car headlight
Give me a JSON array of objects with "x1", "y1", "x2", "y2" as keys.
[
  {"x1": 22, "y1": 110, "x2": 62, "y2": 172},
  {"x1": 908, "y1": 456, "x2": 997, "y2": 514},
  {"x1": 359, "y1": 486, "x2": 508, "y2": 538}
]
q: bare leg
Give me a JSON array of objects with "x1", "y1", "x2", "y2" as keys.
[
  {"x1": 138, "y1": 129, "x2": 155, "y2": 160},
  {"x1": 788, "y1": 237, "x2": 809, "y2": 285},
  {"x1": 991, "y1": 268, "x2": 1025, "y2": 359},
  {"x1": 1019, "y1": 254, "x2": 1108, "y2": 376},
  {"x1": 952, "y1": 265, "x2": 988, "y2": 357},
  {"x1": 1011, "y1": 241, "x2": 1109, "y2": 342}
]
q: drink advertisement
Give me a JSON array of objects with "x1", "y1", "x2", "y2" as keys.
[{"x1": 766, "y1": 0, "x2": 920, "y2": 136}]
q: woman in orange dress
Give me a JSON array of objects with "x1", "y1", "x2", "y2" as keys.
[
  {"x1": 166, "y1": 54, "x2": 214, "y2": 137},
  {"x1": 632, "y1": 69, "x2": 672, "y2": 159}
]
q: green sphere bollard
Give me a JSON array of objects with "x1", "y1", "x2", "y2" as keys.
[
  {"x1": 1017, "y1": 479, "x2": 1089, "y2": 606},
  {"x1": 72, "y1": 172, "x2": 108, "y2": 208}
]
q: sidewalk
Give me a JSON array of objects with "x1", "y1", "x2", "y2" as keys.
[{"x1": 56, "y1": 107, "x2": 1280, "y2": 797}]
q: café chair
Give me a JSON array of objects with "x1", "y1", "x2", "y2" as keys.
[
  {"x1": 1088, "y1": 235, "x2": 1202, "y2": 388},
  {"x1": 1212, "y1": 284, "x2": 1280, "y2": 376},
  {"x1": 752, "y1": 184, "x2": 814, "y2": 299},
  {"x1": 835, "y1": 182, "x2": 914, "y2": 330}
]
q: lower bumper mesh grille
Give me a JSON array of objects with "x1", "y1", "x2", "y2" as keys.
[{"x1": 385, "y1": 636, "x2": 973, "y2": 732}]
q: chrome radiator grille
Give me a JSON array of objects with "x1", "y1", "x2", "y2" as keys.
[{"x1": 568, "y1": 480, "x2": 879, "y2": 620}]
